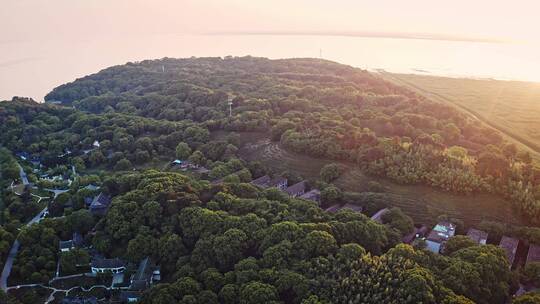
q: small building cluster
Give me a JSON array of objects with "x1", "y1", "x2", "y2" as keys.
[
  {"x1": 425, "y1": 221, "x2": 456, "y2": 254},
  {"x1": 171, "y1": 159, "x2": 209, "y2": 173},
  {"x1": 466, "y1": 228, "x2": 488, "y2": 245},
  {"x1": 91, "y1": 258, "x2": 126, "y2": 274},
  {"x1": 250, "y1": 175, "x2": 321, "y2": 203},
  {"x1": 120, "y1": 257, "x2": 161, "y2": 302}
]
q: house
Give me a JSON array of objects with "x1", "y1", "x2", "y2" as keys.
[
  {"x1": 93, "y1": 140, "x2": 100, "y2": 148},
  {"x1": 526, "y1": 244, "x2": 540, "y2": 266},
  {"x1": 59, "y1": 240, "x2": 75, "y2": 252},
  {"x1": 299, "y1": 189, "x2": 321, "y2": 203},
  {"x1": 62, "y1": 297, "x2": 97, "y2": 304},
  {"x1": 121, "y1": 257, "x2": 161, "y2": 303},
  {"x1": 72, "y1": 232, "x2": 84, "y2": 247},
  {"x1": 466, "y1": 228, "x2": 488, "y2": 245},
  {"x1": 499, "y1": 236, "x2": 519, "y2": 268},
  {"x1": 120, "y1": 291, "x2": 141, "y2": 303},
  {"x1": 84, "y1": 184, "x2": 100, "y2": 191},
  {"x1": 324, "y1": 203, "x2": 363, "y2": 213},
  {"x1": 30, "y1": 156, "x2": 42, "y2": 167},
  {"x1": 250, "y1": 175, "x2": 271, "y2": 187},
  {"x1": 249, "y1": 175, "x2": 288, "y2": 189},
  {"x1": 16, "y1": 151, "x2": 29, "y2": 161},
  {"x1": 402, "y1": 225, "x2": 429, "y2": 244},
  {"x1": 268, "y1": 176, "x2": 288, "y2": 190},
  {"x1": 325, "y1": 204, "x2": 342, "y2": 213},
  {"x1": 130, "y1": 257, "x2": 159, "y2": 291},
  {"x1": 340, "y1": 203, "x2": 364, "y2": 212},
  {"x1": 285, "y1": 181, "x2": 307, "y2": 197},
  {"x1": 370, "y1": 208, "x2": 389, "y2": 224},
  {"x1": 89, "y1": 193, "x2": 112, "y2": 216},
  {"x1": 171, "y1": 159, "x2": 183, "y2": 166},
  {"x1": 91, "y1": 258, "x2": 126, "y2": 274},
  {"x1": 425, "y1": 221, "x2": 456, "y2": 254}
]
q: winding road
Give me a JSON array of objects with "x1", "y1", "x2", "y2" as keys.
[
  {"x1": 17, "y1": 163, "x2": 29, "y2": 186},
  {"x1": 0, "y1": 207, "x2": 48, "y2": 291}
]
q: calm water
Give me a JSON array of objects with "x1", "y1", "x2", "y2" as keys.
[{"x1": 1, "y1": 34, "x2": 539, "y2": 101}]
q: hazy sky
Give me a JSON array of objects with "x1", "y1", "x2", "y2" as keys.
[
  {"x1": 1, "y1": 0, "x2": 540, "y2": 100},
  {"x1": 1, "y1": 0, "x2": 539, "y2": 43}
]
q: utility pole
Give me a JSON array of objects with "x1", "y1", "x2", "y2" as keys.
[{"x1": 227, "y1": 95, "x2": 233, "y2": 117}]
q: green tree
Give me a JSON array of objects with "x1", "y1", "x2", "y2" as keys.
[
  {"x1": 444, "y1": 236, "x2": 477, "y2": 255},
  {"x1": 114, "y1": 158, "x2": 132, "y2": 171},
  {"x1": 176, "y1": 142, "x2": 192, "y2": 160},
  {"x1": 240, "y1": 282, "x2": 279, "y2": 304},
  {"x1": 188, "y1": 151, "x2": 206, "y2": 167},
  {"x1": 320, "y1": 163, "x2": 342, "y2": 183}
]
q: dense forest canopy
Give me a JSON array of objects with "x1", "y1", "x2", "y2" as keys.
[
  {"x1": 43, "y1": 56, "x2": 539, "y2": 225},
  {"x1": 1, "y1": 57, "x2": 539, "y2": 303}
]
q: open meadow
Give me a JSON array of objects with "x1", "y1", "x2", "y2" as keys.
[{"x1": 380, "y1": 72, "x2": 540, "y2": 163}]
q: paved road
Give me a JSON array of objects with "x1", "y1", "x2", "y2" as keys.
[
  {"x1": 44, "y1": 188, "x2": 69, "y2": 199},
  {"x1": 5, "y1": 281, "x2": 110, "y2": 304},
  {"x1": 17, "y1": 163, "x2": 29, "y2": 186},
  {"x1": 0, "y1": 207, "x2": 48, "y2": 291}
]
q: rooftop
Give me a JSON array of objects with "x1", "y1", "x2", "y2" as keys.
[
  {"x1": 466, "y1": 228, "x2": 488, "y2": 245},
  {"x1": 133, "y1": 257, "x2": 154, "y2": 282},
  {"x1": 325, "y1": 204, "x2": 341, "y2": 213},
  {"x1": 340, "y1": 203, "x2": 364, "y2": 212},
  {"x1": 299, "y1": 189, "x2": 321, "y2": 202},
  {"x1": 59, "y1": 240, "x2": 74, "y2": 250},
  {"x1": 251, "y1": 175, "x2": 271, "y2": 187},
  {"x1": 402, "y1": 225, "x2": 429, "y2": 244},
  {"x1": 285, "y1": 181, "x2": 306, "y2": 196},
  {"x1": 426, "y1": 221, "x2": 456, "y2": 243},
  {"x1": 62, "y1": 297, "x2": 97, "y2": 304},
  {"x1": 120, "y1": 291, "x2": 141, "y2": 302},
  {"x1": 269, "y1": 176, "x2": 288, "y2": 187},
  {"x1": 499, "y1": 236, "x2": 519, "y2": 266},
  {"x1": 90, "y1": 193, "x2": 111, "y2": 210},
  {"x1": 91, "y1": 258, "x2": 125, "y2": 269},
  {"x1": 527, "y1": 244, "x2": 540, "y2": 266},
  {"x1": 370, "y1": 208, "x2": 389, "y2": 223}
]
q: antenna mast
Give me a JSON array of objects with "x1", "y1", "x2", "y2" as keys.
[{"x1": 227, "y1": 95, "x2": 233, "y2": 117}]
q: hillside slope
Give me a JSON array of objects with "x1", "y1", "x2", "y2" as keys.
[
  {"x1": 39, "y1": 57, "x2": 540, "y2": 226},
  {"x1": 380, "y1": 72, "x2": 540, "y2": 163}
]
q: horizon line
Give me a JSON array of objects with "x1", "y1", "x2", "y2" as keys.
[{"x1": 204, "y1": 30, "x2": 507, "y2": 44}]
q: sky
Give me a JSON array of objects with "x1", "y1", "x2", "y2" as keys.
[
  {"x1": 1, "y1": 0, "x2": 540, "y2": 101},
  {"x1": 1, "y1": 0, "x2": 539, "y2": 44}
]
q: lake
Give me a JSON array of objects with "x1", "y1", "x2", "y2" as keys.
[{"x1": 1, "y1": 33, "x2": 539, "y2": 101}]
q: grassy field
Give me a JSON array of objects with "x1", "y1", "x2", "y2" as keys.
[
  {"x1": 237, "y1": 132, "x2": 527, "y2": 228},
  {"x1": 379, "y1": 72, "x2": 540, "y2": 163}
]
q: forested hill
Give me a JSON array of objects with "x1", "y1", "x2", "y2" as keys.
[
  {"x1": 1, "y1": 57, "x2": 539, "y2": 303},
  {"x1": 45, "y1": 57, "x2": 414, "y2": 104},
  {"x1": 43, "y1": 56, "x2": 539, "y2": 225}
]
